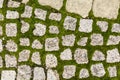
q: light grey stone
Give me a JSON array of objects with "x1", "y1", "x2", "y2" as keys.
[
  {"x1": 0, "y1": 0, "x2": 4, "y2": 8},
  {"x1": 21, "y1": 20, "x2": 30, "y2": 33},
  {"x1": 7, "y1": 0, "x2": 20, "y2": 8},
  {"x1": 74, "y1": 48, "x2": 88, "y2": 64},
  {"x1": 49, "y1": 13, "x2": 61, "y2": 21},
  {"x1": 0, "y1": 13, "x2": 4, "y2": 20},
  {"x1": 0, "y1": 26, "x2": 3, "y2": 36},
  {"x1": 6, "y1": 10, "x2": 19, "y2": 19},
  {"x1": 32, "y1": 39, "x2": 43, "y2": 49},
  {"x1": 31, "y1": 52, "x2": 41, "y2": 65},
  {"x1": 108, "y1": 66, "x2": 117, "y2": 77},
  {"x1": 77, "y1": 37, "x2": 88, "y2": 46},
  {"x1": 97, "y1": 21, "x2": 108, "y2": 32},
  {"x1": 6, "y1": 40, "x2": 17, "y2": 52},
  {"x1": 63, "y1": 16, "x2": 77, "y2": 31},
  {"x1": 22, "y1": 0, "x2": 29, "y2": 4},
  {"x1": 79, "y1": 19, "x2": 93, "y2": 33},
  {"x1": 0, "y1": 39, "x2": 3, "y2": 52},
  {"x1": 79, "y1": 68, "x2": 89, "y2": 79},
  {"x1": 107, "y1": 35, "x2": 120, "y2": 45},
  {"x1": 0, "y1": 56, "x2": 3, "y2": 68},
  {"x1": 49, "y1": 26, "x2": 59, "y2": 34},
  {"x1": 20, "y1": 38, "x2": 30, "y2": 46},
  {"x1": 112, "y1": 23, "x2": 120, "y2": 33},
  {"x1": 47, "y1": 69, "x2": 59, "y2": 80}
]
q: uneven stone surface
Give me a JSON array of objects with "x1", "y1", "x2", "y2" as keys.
[
  {"x1": 20, "y1": 38, "x2": 30, "y2": 46},
  {"x1": 7, "y1": 0, "x2": 20, "y2": 8},
  {"x1": 1, "y1": 70, "x2": 16, "y2": 80},
  {"x1": 112, "y1": 23, "x2": 120, "y2": 33},
  {"x1": 77, "y1": 37, "x2": 88, "y2": 46},
  {"x1": 21, "y1": 20, "x2": 30, "y2": 33},
  {"x1": 97, "y1": 21, "x2": 108, "y2": 32},
  {"x1": 91, "y1": 63, "x2": 106, "y2": 77},
  {"x1": 31, "y1": 52, "x2": 41, "y2": 65},
  {"x1": 79, "y1": 68, "x2": 89, "y2": 79},
  {"x1": 93, "y1": 0, "x2": 119, "y2": 19},
  {"x1": 6, "y1": 10, "x2": 19, "y2": 19},
  {"x1": 49, "y1": 13, "x2": 61, "y2": 21},
  {"x1": 107, "y1": 35, "x2": 120, "y2": 45},
  {"x1": 79, "y1": 19, "x2": 93, "y2": 33},
  {"x1": 108, "y1": 66, "x2": 117, "y2": 77},
  {"x1": 66, "y1": 0, "x2": 93, "y2": 18},
  {"x1": 32, "y1": 39, "x2": 43, "y2": 49},
  {"x1": 49, "y1": 26, "x2": 59, "y2": 34},
  {"x1": 38, "y1": 0, "x2": 63, "y2": 10},
  {"x1": 0, "y1": 0, "x2": 4, "y2": 8},
  {"x1": 74, "y1": 48, "x2": 88, "y2": 64},
  {"x1": 0, "y1": 13, "x2": 4, "y2": 20},
  {"x1": 0, "y1": 39, "x2": 3, "y2": 52},
  {"x1": 62, "y1": 65, "x2": 76, "y2": 79},
  {"x1": 0, "y1": 56, "x2": 3, "y2": 68},
  {"x1": 106, "y1": 48, "x2": 120, "y2": 63},
  {"x1": 47, "y1": 69, "x2": 59, "y2": 80}
]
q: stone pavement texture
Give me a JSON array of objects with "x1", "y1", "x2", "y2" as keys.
[{"x1": 0, "y1": 0, "x2": 120, "y2": 80}]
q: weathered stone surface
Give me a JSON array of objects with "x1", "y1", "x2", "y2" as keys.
[
  {"x1": 66, "y1": 0, "x2": 93, "y2": 18},
  {"x1": 17, "y1": 65, "x2": 31, "y2": 80},
  {"x1": 0, "y1": 13, "x2": 4, "y2": 20},
  {"x1": 62, "y1": 65, "x2": 76, "y2": 79},
  {"x1": 90, "y1": 33, "x2": 103, "y2": 46},
  {"x1": 93, "y1": 0, "x2": 119, "y2": 19},
  {"x1": 45, "y1": 37, "x2": 59, "y2": 51},
  {"x1": 60, "y1": 48, "x2": 72, "y2": 60},
  {"x1": 79, "y1": 19, "x2": 93, "y2": 33},
  {"x1": 112, "y1": 23, "x2": 120, "y2": 33},
  {"x1": 31, "y1": 52, "x2": 41, "y2": 65},
  {"x1": 6, "y1": 40, "x2": 17, "y2": 52},
  {"x1": 7, "y1": 0, "x2": 20, "y2": 8},
  {"x1": 47, "y1": 69, "x2": 59, "y2": 80},
  {"x1": 20, "y1": 38, "x2": 30, "y2": 46},
  {"x1": 97, "y1": 21, "x2": 108, "y2": 32},
  {"x1": 107, "y1": 35, "x2": 120, "y2": 45},
  {"x1": 6, "y1": 10, "x2": 19, "y2": 19},
  {"x1": 1, "y1": 70, "x2": 16, "y2": 80},
  {"x1": 34, "y1": 8, "x2": 47, "y2": 20},
  {"x1": 74, "y1": 48, "x2": 88, "y2": 64},
  {"x1": 21, "y1": 20, "x2": 30, "y2": 33},
  {"x1": 106, "y1": 48, "x2": 120, "y2": 63},
  {"x1": 22, "y1": 0, "x2": 29, "y2": 4},
  {"x1": 33, "y1": 67, "x2": 46, "y2": 80},
  {"x1": 79, "y1": 68, "x2": 89, "y2": 79},
  {"x1": 108, "y1": 66, "x2": 117, "y2": 77},
  {"x1": 18, "y1": 50, "x2": 30, "y2": 62},
  {"x1": 0, "y1": 56, "x2": 3, "y2": 68},
  {"x1": 62, "y1": 34, "x2": 76, "y2": 46},
  {"x1": 63, "y1": 16, "x2": 77, "y2": 31},
  {"x1": 92, "y1": 50, "x2": 105, "y2": 61},
  {"x1": 38, "y1": 0, "x2": 63, "y2": 10},
  {"x1": 91, "y1": 63, "x2": 105, "y2": 77},
  {"x1": 77, "y1": 37, "x2": 88, "y2": 46},
  {"x1": 21, "y1": 5, "x2": 33, "y2": 18},
  {"x1": 0, "y1": 0, "x2": 4, "y2": 8},
  {"x1": 32, "y1": 39, "x2": 43, "y2": 49},
  {"x1": 0, "y1": 39, "x2": 3, "y2": 52},
  {"x1": 6, "y1": 23, "x2": 17, "y2": 37},
  {"x1": 49, "y1": 26, "x2": 59, "y2": 34},
  {"x1": 33, "y1": 23, "x2": 46, "y2": 36},
  {"x1": 5, "y1": 54, "x2": 17, "y2": 68},
  {"x1": 46, "y1": 54, "x2": 57, "y2": 68},
  {"x1": 49, "y1": 13, "x2": 61, "y2": 21}
]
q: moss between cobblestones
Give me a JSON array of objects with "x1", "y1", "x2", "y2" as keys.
[{"x1": 0, "y1": 0, "x2": 120, "y2": 80}]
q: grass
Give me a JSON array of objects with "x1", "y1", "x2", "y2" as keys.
[{"x1": 0, "y1": 0, "x2": 120, "y2": 80}]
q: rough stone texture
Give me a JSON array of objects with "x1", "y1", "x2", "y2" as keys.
[
  {"x1": 45, "y1": 37, "x2": 59, "y2": 51},
  {"x1": 34, "y1": 8, "x2": 47, "y2": 20},
  {"x1": 60, "y1": 48, "x2": 72, "y2": 60},
  {"x1": 0, "y1": 0, "x2": 4, "y2": 8},
  {"x1": 32, "y1": 39, "x2": 43, "y2": 49},
  {"x1": 79, "y1": 19, "x2": 93, "y2": 33},
  {"x1": 62, "y1": 65, "x2": 76, "y2": 79},
  {"x1": 6, "y1": 23, "x2": 17, "y2": 37},
  {"x1": 38, "y1": 0, "x2": 63, "y2": 10},
  {"x1": 6, "y1": 40, "x2": 17, "y2": 52},
  {"x1": 112, "y1": 23, "x2": 120, "y2": 33},
  {"x1": 0, "y1": 39, "x2": 3, "y2": 52},
  {"x1": 47, "y1": 69, "x2": 59, "y2": 80},
  {"x1": 0, "y1": 56, "x2": 3, "y2": 68},
  {"x1": 77, "y1": 37, "x2": 88, "y2": 46},
  {"x1": 1, "y1": 70, "x2": 16, "y2": 80},
  {"x1": 22, "y1": 0, "x2": 29, "y2": 4},
  {"x1": 79, "y1": 68, "x2": 89, "y2": 79},
  {"x1": 106, "y1": 48, "x2": 120, "y2": 63},
  {"x1": 33, "y1": 23, "x2": 46, "y2": 36},
  {"x1": 107, "y1": 35, "x2": 120, "y2": 45},
  {"x1": 7, "y1": 0, "x2": 20, "y2": 8},
  {"x1": 46, "y1": 54, "x2": 57, "y2": 68},
  {"x1": 93, "y1": 0, "x2": 119, "y2": 19},
  {"x1": 63, "y1": 16, "x2": 77, "y2": 31},
  {"x1": 6, "y1": 10, "x2": 19, "y2": 19},
  {"x1": 21, "y1": 20, "x2": 30, "y2": 33},
  {"x1": 49, "y1": 26, "x2": 59, "y2": 34},
  {"x1": 66, "y1": 0, "x2": 93, "y2": 18},
  {"x1": 31, "y1": 52, "x2": 41, "y2": 65},
  {"x1": 97, "y1": 21, "x2": 108, "y2": 32},
  {"x1": 17, "y1": 65, "x2": 31, "y2": 80},
  {"x1": 0, "y1": 13, "x2": 4, "y2": 20},
  {"x1": 5, "y1": 54, "x2": 17, "y2": 68},
  {"x1": 62, "y1": 34, "x2": 76, "y2": 46},
  {"x1": 49, "y1": 13, "x2": 61, "y2": 21},
  {"x1": 20, "y1": 38, "x2": 30, "y2": 46},
  {"x1": 21, "y1": 5, "x2": 33, "y2": 18},
  {"x1": 33, "y1": 67, "x2": 46, "y2": 80},
  {"x1": 74, "y1": 48, "x2": 88, "y2": 64},
  {"x1": 0, "y1": 26, "x2": 2, "y2": 35},
  {"x1": 92, "y1": 50, "x2": 105, "y2": 61},
  {"x1": 18, "y1": 50, "x2": 30, "y2": 62},
  {"x1": 90, "y1": 33, "x2": 103, "y2": 46},
  {"x1": 91, "y1": 63, "x2": 106, "y2": 77},
  {"x1": 108, "y1": 66, "x2": 117, "y2": 77}
]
